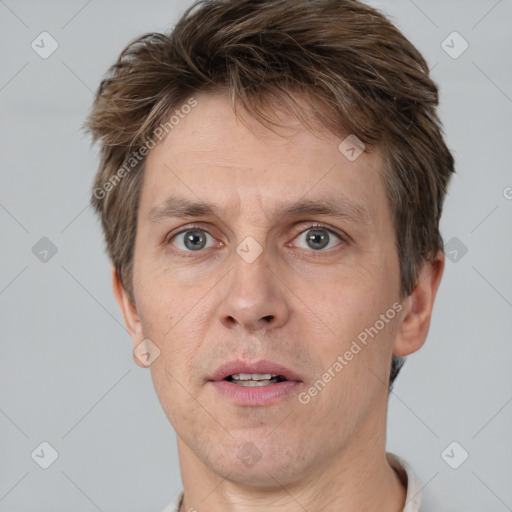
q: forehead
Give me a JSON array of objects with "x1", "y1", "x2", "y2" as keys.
[{"x1": 142, "y1": 92, "x2": 388, "y2": 224}]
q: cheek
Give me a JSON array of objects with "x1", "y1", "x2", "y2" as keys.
[
  {"x1": 306, "y1": 270, "x2": 390, "y2": 337},
  {"x1": 304, "y1": 275, "x2": 401, "y2": 390},
  {"x1": 134, "y1": 279, "x2": 187, "y2": 365}
]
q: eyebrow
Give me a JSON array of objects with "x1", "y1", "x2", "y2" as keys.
[{"x1": 147, "y1": 195, "x2": 371, "y2": 225}]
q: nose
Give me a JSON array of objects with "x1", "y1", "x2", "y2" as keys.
[{"x1": 216, "y1": 249, "x2": 289, "y2": 333}]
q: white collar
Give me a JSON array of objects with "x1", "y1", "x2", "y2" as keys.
[{"x1": 386, "y1": 452, "x2": 423, "y2": 511}]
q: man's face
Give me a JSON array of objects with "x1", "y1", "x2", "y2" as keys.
[{"x1": 129, "y1": 93, "x2": 404, "y2": 485}]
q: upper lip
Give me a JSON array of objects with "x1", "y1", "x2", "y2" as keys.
[{"x1": 208, "y1": 359, "x2": 303, "y2": 382}]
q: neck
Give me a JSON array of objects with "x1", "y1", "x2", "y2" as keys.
[{"x1": 176, "y1": 420, "x2": 406, "y2": 512}]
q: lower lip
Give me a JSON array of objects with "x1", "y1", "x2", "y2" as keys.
[{"x1": 209, "y1": 380, "x2": 302, "y2": 406}]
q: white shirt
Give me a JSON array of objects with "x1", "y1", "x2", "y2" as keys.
[{"x1": 161, "y1": 452, "x2": 425, "y2": 511}]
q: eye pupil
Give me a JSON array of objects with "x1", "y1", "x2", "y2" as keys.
[
  {"x1": 306, "y1": 229, "x2": 329, "y2": 250},
  {"x1": 184, "y1": 230, "x2": 207, "y2": 250}
]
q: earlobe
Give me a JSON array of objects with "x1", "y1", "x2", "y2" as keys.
[
  {"x1": 393, "y1": 251, "x2": 445, "y2": 357},
  {"x1": 111, "y1": 267, "x2": 146, "y2": 367}
]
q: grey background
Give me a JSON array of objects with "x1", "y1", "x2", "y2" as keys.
[{"x1": 1, "y1": 0, "x2": 511, "y2": 510}]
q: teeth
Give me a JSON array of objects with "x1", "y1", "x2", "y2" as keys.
[
  {"x1": 231, "y1": 373, "x2": 277, "y2": 381},
  {"x1": 235, "y1": 379, "x2": 277, "y2": 387},
  {"x1": 228, "y1": 374, "x2": 284, "y2": 386}
]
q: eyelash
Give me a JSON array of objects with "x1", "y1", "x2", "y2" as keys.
[{"x1": 165, "y1": 223, "x2": 346, "y2": 256}]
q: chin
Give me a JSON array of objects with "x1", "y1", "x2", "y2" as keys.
[
  {"x1": 216, "y1": 461, "x2": 303, "y2": 490},
  {"x1": 202, "y1": 440, "x2": 312, "y2": 489}
]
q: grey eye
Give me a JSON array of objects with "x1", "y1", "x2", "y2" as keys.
[
  {"x1": 173, "y1": 229, "x2": 213, "y2": 251},
  {"x1": 295, "y1": 228, "x2": 341, "y2": 251}
]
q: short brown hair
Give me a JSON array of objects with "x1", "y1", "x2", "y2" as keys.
[{"x1": 85, "y1": 0, "x2": 454, "y2": 387}]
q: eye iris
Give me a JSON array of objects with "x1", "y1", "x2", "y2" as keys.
[
  {"x1": 306, "y1": 229, "x2": 329, "y2": 250},
  {"x1": 179, "y1": 228, "x2": 332, "y2": 251},
  {"x1": 184, "y1": 230, "x2": 207, "y2": 250}
]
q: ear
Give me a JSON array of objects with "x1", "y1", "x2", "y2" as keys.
[
  {"x1": 111, "y1": 266, "x2": 146, "y2": 368},
  {"x1": 393, "y1": 251, "x2": 445, "y2": 356}
]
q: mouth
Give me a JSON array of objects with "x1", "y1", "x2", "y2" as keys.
[
  {"x1": 208, "y1": 359, "x2": 303, "y2": 384},
  {"x1": 208, "y1": 359, "x2": 303, "y2": 406}
]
